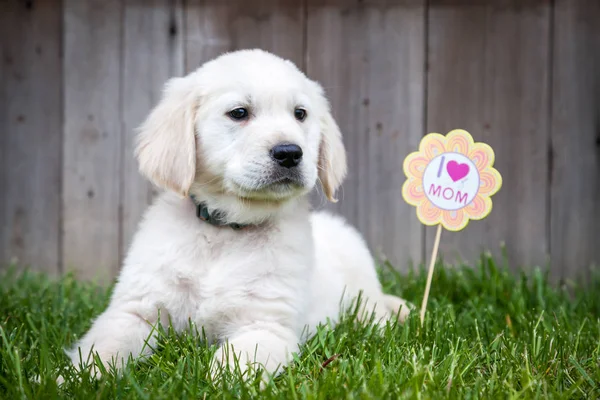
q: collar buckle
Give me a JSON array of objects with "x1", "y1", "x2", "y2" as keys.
[{"x1": 191, "y1": 195, "x2": 250, "y2": 230}]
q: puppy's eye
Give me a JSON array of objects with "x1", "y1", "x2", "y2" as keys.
[
  {"x1": 228, "y1": 108, "x2": 249, "y2": 120},
  {"x1": 294, "y1": 108, "x2": 307, "y2": 122}
]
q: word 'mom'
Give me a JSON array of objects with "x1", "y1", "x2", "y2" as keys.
[{"x1": 428, "y1": 184, "x2": 469, "y2": 206}]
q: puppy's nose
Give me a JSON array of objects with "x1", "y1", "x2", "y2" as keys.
[{"x1": 270, "y1": 143, "x2": 303, "y2": 168}]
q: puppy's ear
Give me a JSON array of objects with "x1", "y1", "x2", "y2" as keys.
[
  {"x1": 318, "y1": 108, "x2": 347, "y2": 203},
  {"x1": 135, "y1": 76, "x2": 198, "y2": 197}
]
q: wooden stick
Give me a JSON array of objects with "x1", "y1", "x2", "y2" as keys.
[{"x1": 420, "y1": 224, "x2": 443, "y2": 326}]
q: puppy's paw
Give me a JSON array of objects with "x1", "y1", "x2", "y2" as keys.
[
  {"x1": 210, "y1": 342, "x2": 277, "y2": 390},
  {"x1": 384, "y1": 294, "x2": 414, "y2": 323},
  {"x1": 32, "y1": 373, "x2": 68, "y2": 387}
]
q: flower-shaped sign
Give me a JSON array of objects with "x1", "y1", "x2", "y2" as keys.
[
  {"x1": 402, "y1": 129, "x2": 502, "y2": 325},
  {"x1": 402, "y1": 129, "x2": 501, "y2": 231}
]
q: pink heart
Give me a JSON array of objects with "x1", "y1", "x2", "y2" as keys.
[{"x1": 446, "y1": 160, "x2": 470, "y2": 182}]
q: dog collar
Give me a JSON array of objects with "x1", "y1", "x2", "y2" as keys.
[{"x1": 190, "y1": 195, "x2": 249, "y2": 230}]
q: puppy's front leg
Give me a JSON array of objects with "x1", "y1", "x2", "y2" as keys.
[
  {"x1": 212, "y1": 323, "x2": 299, "y2": 382},
  {"x1": 66, "y1": 306, "x2": 157, "y2": 379}
]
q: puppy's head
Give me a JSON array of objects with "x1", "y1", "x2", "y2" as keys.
[{"x1": 135, "y1": 49, "x2": 346, "y2": 213}]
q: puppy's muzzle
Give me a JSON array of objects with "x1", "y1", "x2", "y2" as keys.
[{"x1": 270, "y1": 143, "x2": 303, "y2": 169}]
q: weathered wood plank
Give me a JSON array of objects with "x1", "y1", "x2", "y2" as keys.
[
  {"x1": 306, "y1": 0, "x2": 368, "y2": 223},
  {"x1": 426, "y1": 0, "x2": 551, "y2": 270},
  {"x1": 121, "y1": 0, "x2": 184, "y2": 255},
  {"x1": 550, "y1": 0, "x2": 600, "y2": 280},
  {"x1": 63, "y1": 0, "x2": 122, "y2": 281},
  {"x1": 185, "y1": 0, "x2": 304, "y2": 73},
  {"x1": 307, "y1": 0, "x2": 425, "y2": 269},
  {"x1": 0, "y1": 0, "x2": 62, "y2": 274}
]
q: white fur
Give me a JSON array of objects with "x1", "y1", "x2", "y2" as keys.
[{"x1": 66, "y1": 49, "x2": 412, "y2": 382}]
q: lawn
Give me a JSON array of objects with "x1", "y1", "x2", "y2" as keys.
[{"x1": 1, "y1": 255, "x2": 599, "y2": 399}]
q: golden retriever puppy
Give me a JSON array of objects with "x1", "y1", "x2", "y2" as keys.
[{"x1": 66, "y1": 49, "x2": 411, "y2": 383}]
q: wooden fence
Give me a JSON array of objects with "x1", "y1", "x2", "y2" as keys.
[{"x1": 1, "y1": 0, "x2": 598, "y2": 282}]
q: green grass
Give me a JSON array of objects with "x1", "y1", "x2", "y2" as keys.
[{"x1": 1, "y1": 256, "x2": 599, "y2": 399}]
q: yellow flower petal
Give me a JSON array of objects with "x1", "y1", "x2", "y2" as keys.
[
  {"x1": 402, "y1": 179, "x2": 426, "y2": 206},
  {"x1": 419, "y1": 133, "x2": 447, "y2": 160},
  {"x1": 441, "y1": 209, "x2": 469, "y2": 231},
  {"x1": 464, "y1": 195, "x2": 492, "y2": 220},
  {"x1": 468, "y1": 142, "x2": 495, "y2": 171},
  {"x1": 478, "y1": 169, "x2": 502, "y2": 196},
  {"x1": 416, "y1": 201, "x2": 442, "y2": 226},
  {"x1": 446, "y1": 129, "x2": 473, "y2": 154},
  {"x1": 403, "y1": 152, "x2": 430, "y2": 179}
]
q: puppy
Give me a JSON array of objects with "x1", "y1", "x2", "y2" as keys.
[{"x1": 66, "y1": 49, "x2": 411, "y2": 382}]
